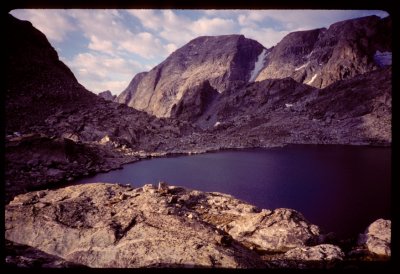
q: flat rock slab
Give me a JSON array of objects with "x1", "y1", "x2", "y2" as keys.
[
  {"x1": 5, "y1": 183, "x2": 264, "y2": 268},
  {"x1": 6, "y1": 182, "x2": 335, "y2": 268}
]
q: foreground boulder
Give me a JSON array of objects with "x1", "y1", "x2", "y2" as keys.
[
  {"x1": 357, "y1": 219, "x2": 391, "y2": 256},
  {"x1": 227, "y1": 208, "x2": 320, "y2": 252},
  {"x1": 5, "y1": 183, "x2": 264, "y2": 268},
  {"x1": 5, "y1": 183, "x2": 339, "y2": 268}
]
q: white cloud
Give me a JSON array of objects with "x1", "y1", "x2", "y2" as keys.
[
  {"x1": 10, "y1": 9, "x2": 75, "y2": 42},
  {"x1": 64, "y1": 52, "x2": 145, "y2": 94},
  {"x1": 129, "y1": 10, "x2": 237, "y2": 47},
  {"x1": 127, "y1": 9, "x2": 161, "y2": 30},
  {"x1": 88, "y1": 35, "x2": 114, "y2": 53},
  {"x1": 190, "y1": 17, "x2": 236, "y2": 36},
  {"x1": 240, "y1": 27, "x2": 289, "y2": 48},
  {"x1": 119, "y1": 32, "x2": 167, "y2": 58}
]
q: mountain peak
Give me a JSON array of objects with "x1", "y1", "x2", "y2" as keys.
[
  {"x1": 255, "y1": 15, "x2": 391, "y2": 88},
  {"x1": 117, "y1": 34, "x2": 265, "y2": 117}
]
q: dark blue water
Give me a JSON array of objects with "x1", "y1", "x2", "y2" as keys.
[{"x1": 74, "y1": 145, "x2": 391, "y2": 237}]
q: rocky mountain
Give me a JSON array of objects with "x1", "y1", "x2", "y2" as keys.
[
  {"x1": 119, "y1": 16, "x2": 391, "y2": 119},
  {"x1": 4, "y1": 14, "x2": 193, "y2": 200},
  {"x1": 255, "y1": 15, "x2": 392, "y2": 88},
  {"x1": 171, "y1": 66, "x2": 391, "y2": 147},
  {"x1": 5, "y1": 14, "x2": 97, "y2": 133},
  {"x1": 116, "y1": 35, "x2": 266, "y2": 117},
  {"x1": 98, "y1": 90, "x2": 116, "y2": 101}
]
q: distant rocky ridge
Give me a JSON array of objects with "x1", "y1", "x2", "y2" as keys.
[
  {"x1": 172, "y1": 67, "x2": 391, "y2": 146},
  {"x1": 5, "y1": 183, "x2": 391, "y2": 268},
  {"x1": 98, "y1": 90, "x2": 116, "y2": 101},
  {"x1": 255, "y1": 15, "x2": 392, "y2": 88}
]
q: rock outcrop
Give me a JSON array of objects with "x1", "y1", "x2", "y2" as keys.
[
  {"x1": 116, "y1": 35, "x2": 266, "y2": 117},
  {"x1": 6, "y1": 183, "x2": 348, "y2": 268},
  {"x1": 98, "y1": 90, "x2": 116, "y2": 101},
  {"x1": 255, "y1": 15, "x2": 392, "y2": 88},
  {"x1": 357, "y1": 219, "x2": 391, "y2": 256}
]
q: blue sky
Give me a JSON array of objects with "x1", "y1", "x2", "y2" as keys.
[{"x1": 10, "y1": 9, "x2": 389, "y2": 95}]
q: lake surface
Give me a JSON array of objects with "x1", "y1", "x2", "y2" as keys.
[{"x1": 74, "y1": 145, "x2": 391, "y2": 237}]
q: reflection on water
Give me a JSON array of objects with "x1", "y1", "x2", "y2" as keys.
[{"x1": 74, "y1": 145, "x2": 391, "y2": 237}]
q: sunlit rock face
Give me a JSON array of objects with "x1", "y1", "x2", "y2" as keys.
[
  {"x1": 255, "y1": 15, "x2": 392, "y2": 88},
  {"x1": 5, "y1": 183, "x2": 337, "y2": 268},
  {"x1": 116, "y1": 35, "x2": 266, "y2": 117},
  {"x1": 358, "y1": 219, "x2": 391, "y2": 256}
]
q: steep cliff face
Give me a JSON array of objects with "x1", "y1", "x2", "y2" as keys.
[
  {"x1": 255, "y1": 15, "x2": 392, "y2": 88},
  {"x1": 116, "y1": 72, "x2": 147, "y2": 105},
  {"x1": 116, "y1": 35, "x2": 266, "y2": 117},
  {"x1": 170, "y1": 80, "x2": 219, "y2": 122}
]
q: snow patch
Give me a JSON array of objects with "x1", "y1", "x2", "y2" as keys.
[
  {"x1": 374, "y1": 51, "x2": 392, "y2": 67},
  {"x1": 285, "y1": 103, "x2": 293, "y2": 108},
  {"x1": 214, "y1": 121, "x2": 221, "y2": 127},
  {"x1": 249, "y1": 49, "x2": 269, "y2": 82},
  {"x1": 294, "y1": 62, "x2": 309, "y2": 71},
  {"x1": 306, "y1": 74, "x2": 318, "y2": 85}
]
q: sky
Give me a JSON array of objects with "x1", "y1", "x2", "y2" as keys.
[{"x1": 10, "y1": 9, "x2": 389, "y2": 96}]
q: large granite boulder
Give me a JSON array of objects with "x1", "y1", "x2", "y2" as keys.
[
  {"x1": 357, "y1": 219, "x2": 391, "y2": 256},
  {"x1": 226, "y1": 208, "x2": 321, "y2": 252}
]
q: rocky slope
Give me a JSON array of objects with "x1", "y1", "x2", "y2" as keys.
[
  {"x1": 5, "y1": 14, "x2": 96, "y2": 133},
  {"x1": 116, "y1": 35, "x2": 266, "y2": 117},
  {"x1": 172, "y1": 66, "x2": 391, "y2": 147},
  {"x1": 5, "y1": 183, "x2": 391, "y2": 268},
  {"x1": 255, "y1": 15, "x2": 392, "y2": 88},
  {"x1": 4, "y1": 14, "x2": 194, "y2": 201}
]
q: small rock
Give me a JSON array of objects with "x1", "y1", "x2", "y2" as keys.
[{"x1": 158, "y1": 181, "x2": 169, "y2": 193}]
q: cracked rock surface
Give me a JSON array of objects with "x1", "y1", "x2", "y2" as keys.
[{"x1": 5, "y1": 183, "x2": 338, "y2": 268}]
